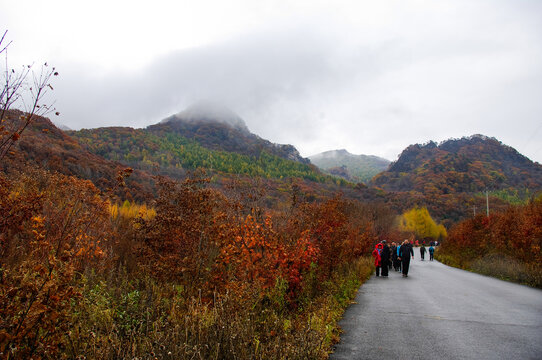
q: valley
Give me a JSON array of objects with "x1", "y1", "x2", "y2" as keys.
[{"x1": 2, "y1": 104, "x2": 541, "y2": 359}]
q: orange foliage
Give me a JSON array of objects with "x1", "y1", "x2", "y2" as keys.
[
  {"x1": 0, "y1": 169, "x2": 109, "y2": 358},
  {"x1": 217, "y1": 214, "x2": 319, "y2": 302},
  {"x1": 0, "y1": 162, "x2": 395, "y2": 357}
]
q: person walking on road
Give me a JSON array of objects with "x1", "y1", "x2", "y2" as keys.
[
  {"x1": 398, "y1": 239, "x2": 414, "y2": 277},
  {"x1": 391, "y1": 242, "x2": 399, "y2": 272},
  {"x1": 396, "y1": 242, "x2": 402, "y2": 272},
  {"x1": 372, "y1": 243, "x2": 383, "y2": 277},
  {"x1": 420, "y1": 244, "x2": 427, "y2": 261},
  {"x1": 429, "y1": 245, "x2": 435, "y2": 261},
  {"x1": 380, "y1": 241, "x2": 390, "y2": 277}
]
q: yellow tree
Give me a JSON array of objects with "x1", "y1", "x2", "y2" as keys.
[{"x1": 398, "y1": 207, "x2": 447, "y2": 241}]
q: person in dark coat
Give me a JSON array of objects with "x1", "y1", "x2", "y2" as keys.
[
  {"x1": 398, "y1": 239, "x2": 414, "y2": 277},
  {"x1": 420, "y1": 244, "x2": 427, "y2": 261},
  {"x1": 380, "y1": 240, "x2": 390, "y2": 277}
]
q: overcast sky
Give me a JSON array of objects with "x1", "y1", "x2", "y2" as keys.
[{"x1": 2, "y1": 0, "x2": 542, "y2": 162}]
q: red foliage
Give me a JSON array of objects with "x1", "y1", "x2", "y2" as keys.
[{"x1": 441, "y1": 198, "x2": 542, "y2": 265}]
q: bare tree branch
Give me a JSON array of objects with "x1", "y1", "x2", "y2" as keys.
[{"x1": 0, "y1": 31, "x2": 58, "y2": 162}]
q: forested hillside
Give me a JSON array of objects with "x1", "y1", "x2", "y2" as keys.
[
  {"x1": 5, "y1": 109, "x2": 380, "y2": 211},
  {"x1": 2, "y1": 110, "x2": 155, "y2": 201},
  {"x1": 366, "y1": 135, "x2": 542, "y2": 226},
  {"x1": 71, "y1": 126, "x2": 336, "y2": 184},
  {"x1": 372, "y1": 135, "x2": 542, "y2": 195}
]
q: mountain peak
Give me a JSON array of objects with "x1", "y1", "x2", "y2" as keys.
[
  {"x1": 162, "y1": 101, "x2": 249, "y2": 133},
  {"x1": 150, "y1": 102, "x2": 309, "y2": 164}
]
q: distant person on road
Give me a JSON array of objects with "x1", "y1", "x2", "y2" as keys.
[
  {"x1": 429, "y1": 245, "x2": 435, "y2": 261},
  {"x1": 380, "y1": 240, "x2": 390, "y2": 277},
  {"x1": 398, "y1": 239, "x2": 414, "y2": 277},
  {"x1": 420, "y1": 244, "x2": 427, "y2": 261},
  {"x1": 372, "y1": 243, "x2": 383, "y2": 277}
]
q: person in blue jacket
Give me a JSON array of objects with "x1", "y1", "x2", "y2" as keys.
[
  {"x1": 428, "y1": 245, "x2": 435, "y2": 261},
  {"x1": 395, "y1": 242, "x2": 402, "y2": 272}
]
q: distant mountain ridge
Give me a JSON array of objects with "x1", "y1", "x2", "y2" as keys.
[
  {"x1": 371, "y1": 134, "x2": 542, "y2": 194},
  {"x1": 309, "y1": 149, "x2": 390, "y2": 183}
]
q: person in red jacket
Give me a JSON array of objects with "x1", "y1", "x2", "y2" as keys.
[{"x1": 372, "y1": 243, "x2": 383, "y2": 277}]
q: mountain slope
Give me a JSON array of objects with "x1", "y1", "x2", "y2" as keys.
[
  {"x1": 149, "y1": 103, "x2": 309, "y2": 164},
  {"x1": 309, "y1": 149, "x2": 390, "y2": 183},
  {"x1": 371, "y1": 135, "x2": 542, "y2": 195},
  {"x1": 69, "y1": 104, "x2": 339, "y2": 184},
  {"x1": 72, "y1": 126, "x2": 331, "y2": 182},
  {"x1": 3, "y1": 109, "x2": 155, "y2": 201},
  {"x1": 3, "y1": 110, "x2": 368, "y2": 215}
]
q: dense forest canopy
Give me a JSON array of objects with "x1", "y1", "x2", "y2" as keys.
[{"x1": 71, "y1": 126, "x2": 337, "y2": 184}]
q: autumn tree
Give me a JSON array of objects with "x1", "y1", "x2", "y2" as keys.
[{"x1": 398, "y1": 206, "x2": 447, "y2": 242}]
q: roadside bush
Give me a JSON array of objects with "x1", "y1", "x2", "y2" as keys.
[
  {"x1": 1, "y1": 166, "x2": 379, "y2": 359},
  {"x1": 437, "y1": 198, "x2": 542, "y2": 289}
]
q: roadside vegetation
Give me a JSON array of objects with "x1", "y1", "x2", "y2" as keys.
[
  {"x1": 436, "y1": 195, "x2": 542, "y2": 288},
  {"x1": 0, "y1": 166, "x2": 386, "y2": 359}
]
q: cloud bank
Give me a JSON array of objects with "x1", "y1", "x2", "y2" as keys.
[{"x1": 21, "y1": 1, "x2": 542, "y2": 162}]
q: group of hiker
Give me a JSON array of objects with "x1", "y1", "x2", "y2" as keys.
[{"x1": 372, "y1": 240, "x2": 436, "y2": 278}]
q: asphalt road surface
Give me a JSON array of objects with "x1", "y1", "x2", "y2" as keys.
[{"x1": 330, "y1": 250, "x2": 542, "y2": 360}]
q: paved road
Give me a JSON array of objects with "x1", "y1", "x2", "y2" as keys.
[{"x1": 330, "y1": 251, "x2": 542, "y2": 360}]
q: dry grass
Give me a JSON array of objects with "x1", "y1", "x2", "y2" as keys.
[
  {"x1": 470, "y1": 254, "x2": 542, "y2": 288},
  {"x1": 436, "y1": 252, "x2": 542, "y2": 289}
]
